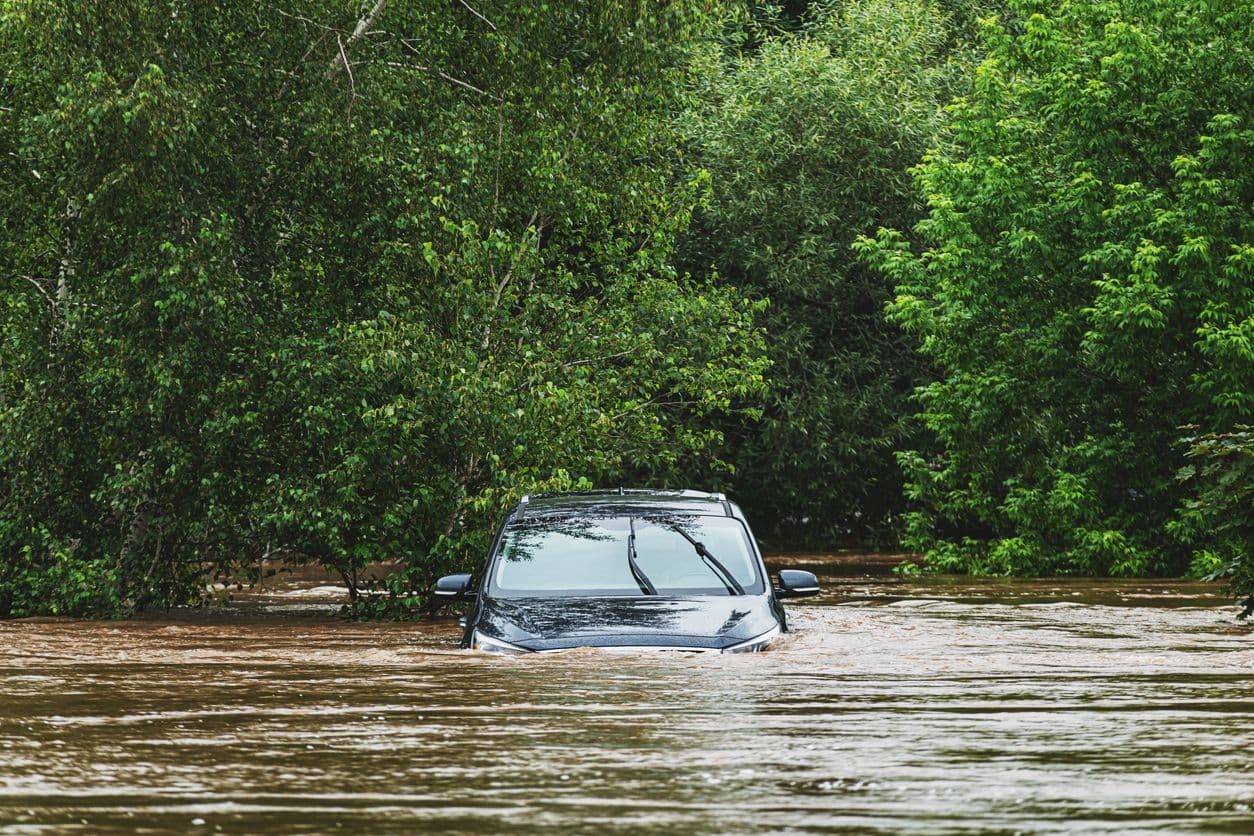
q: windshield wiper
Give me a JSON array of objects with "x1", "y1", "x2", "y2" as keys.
[
  {"x1": 666, "y1": 524, "x2": 745, "y2": 596},
  {"x1": 627, "y1": 518, "x2": 657, "y2": 595}
]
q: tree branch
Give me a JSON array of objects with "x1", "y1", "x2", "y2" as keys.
[
  {"x1": 20, "y1": 274, "x2": 56, "y2": 310},
  {"x1": 335, "y1": 33, "x2": 358, "y2": 122},
  {"x1": 327, "y1": 0, "x2": 388, "y2": 78},
  {"x1": 394, "y1": 39, "x2": 494, "y2": 97},
  {"x1": 481, "y1": 209, "x2": 542, "y2": 350},
  {"x1": 457, "y1": 0, "x2": 498, "y2": 31},
  {"x1": 610, "y1": 399, "x2": 697, "y2": 422}
]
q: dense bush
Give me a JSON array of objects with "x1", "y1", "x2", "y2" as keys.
[
  {"x1": 0, "y1": 0, "x2": 768, "y2": 617},
  {"x1": 857, "y1": 0, "x2": 1253, "y2": 576},
  {"x1": 3, "y1": 0, "x2": 1249, "y2": 618},
  {"x1": 1175, "y1": 428, "x2": 1254, "y2": 617},
  {"x1": 679, "y1": 0, "x2": 955, "y2": 544}
]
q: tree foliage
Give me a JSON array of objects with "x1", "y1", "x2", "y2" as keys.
[
  {"x1": 3, "y1": 0, "x2": 1250, "y2": 620},
  {"x1": 857, "y1": 0, "x2": 1254, "y2": 576},
  {"x1": 679, "y1": 0, "x2": 957, "y2": 544},
  {"x1": 0, "y1": 0, "x2": 768, "y2": 617},
  {"x1": 1175, "y1": 428, "x2": 1254, "y2": 617}
]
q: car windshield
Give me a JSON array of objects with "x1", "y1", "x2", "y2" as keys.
[{"x1": 490, "y1": 513, "x2": 764, "y2": 597}]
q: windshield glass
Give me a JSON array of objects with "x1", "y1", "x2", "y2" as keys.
[{"x1": 490, "y1": 514, "x2": 764, "y2": 597}]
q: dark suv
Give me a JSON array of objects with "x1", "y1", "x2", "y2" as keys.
[{"x1": 433, "y1": 489, "x2": 820, "y2": 653}]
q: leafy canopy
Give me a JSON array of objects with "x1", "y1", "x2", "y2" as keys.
[
  {"x1": 856, "y1": 0, "x2": 1254, "y2": 576},
  {"x1": 0, "y1": 0, "x2": 768, "y2": 617},
  {"x1": 680, "y1": 0, "x2": 955, "y2": 544}
]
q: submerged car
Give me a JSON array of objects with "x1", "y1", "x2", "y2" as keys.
[{"x1": 433, "y1": 489, "x2": 820, "y2": 654}]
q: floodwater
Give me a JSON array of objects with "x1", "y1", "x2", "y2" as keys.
[{"x1": 1, "y1": 555, "x2": 1250, "y2": 834}]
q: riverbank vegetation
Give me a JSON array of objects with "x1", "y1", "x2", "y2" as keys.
[{"x1": 2, "y1": 0, "x2": 1250, "y2": 617}]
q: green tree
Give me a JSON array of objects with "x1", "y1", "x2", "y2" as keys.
[
  {"x1": 679, "y1": 0, "x2": 954, "y2": 544},
  {"x1": 857, "y1": 0, "x2": 1253, "y2": 577},
  {"x1": 1175, "y1": 428, "x2": 1254, "y2": 617},
  {"x1": 0, "y1": 0, "x2": 768, "y2": 617}
]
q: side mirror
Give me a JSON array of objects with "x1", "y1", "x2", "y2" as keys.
[
  {"x1": 775, "y1": 569, "x2": 820, "y2": 598},
  {"x1": 434, "y1": 573, "x2": 475, "y2": 599}
]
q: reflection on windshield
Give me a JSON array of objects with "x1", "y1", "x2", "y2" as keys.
[{"x1": 492, "y1": 513, "x2": 763, "y2": 596}]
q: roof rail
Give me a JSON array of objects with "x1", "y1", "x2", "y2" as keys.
[
  {"x1": 676, "y1": 489, "x2": 726, "y2": 501},
  {"x1": 522, "y1": 488, "x2": 726, "y2": 502}
]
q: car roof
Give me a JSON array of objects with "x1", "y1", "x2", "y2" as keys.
[{"x1": 516, "y1": 489, "x2": 735, "y2": 519}]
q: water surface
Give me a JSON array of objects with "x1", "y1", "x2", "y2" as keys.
[{"x1": 1, "y1": 556, "x2": 1250, "y2": 833}]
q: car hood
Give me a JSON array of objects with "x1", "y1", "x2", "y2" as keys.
[{"x1": 474, "y1": 594, "x2": 781, "y2": 651}]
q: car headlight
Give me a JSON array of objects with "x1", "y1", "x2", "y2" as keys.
[
  {"x1": 722, "y1": 625, "x2": 782, "y2": 654},
  {"x1": 471, "y1": 631, "x2": 531, "y2": 655}
]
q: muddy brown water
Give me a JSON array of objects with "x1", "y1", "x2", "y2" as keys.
[{"x1": 1, "y1": 555, "x2": 1250, "y2": 834}]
